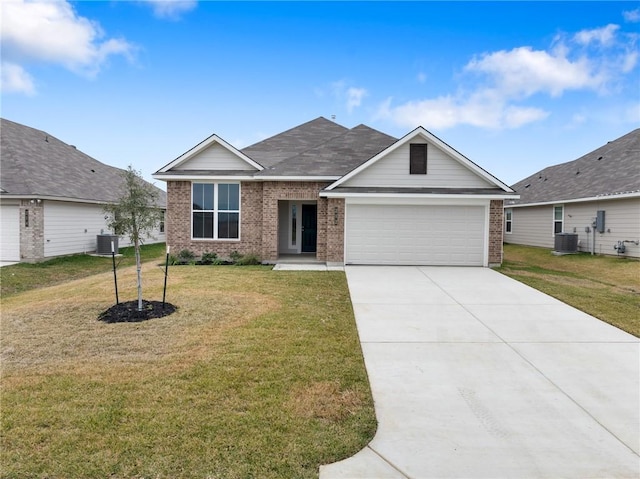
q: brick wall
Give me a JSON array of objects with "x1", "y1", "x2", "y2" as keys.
[
  {"x1": 488, "y1": 199, "x2": 504, "y2": 266},
  {"x1": 165, "y1": 180, "x2": 336, "y2": 262},
  {"x1": 166, "y1": 180, "x2": 263, "y2": 259},
  {"x1": 20, "y1": 199, "x2": 44, "y2": 262},
  {"x1": 261, "y1": 181, "x2": 331, "y2": 262},
  {"x1": 326, "y1": 198, "x2": 345, "y2": 263}
]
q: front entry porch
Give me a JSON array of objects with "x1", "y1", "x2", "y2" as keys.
[{"x1": 277, "y1": 200, "x2": 318, "y2": 257}]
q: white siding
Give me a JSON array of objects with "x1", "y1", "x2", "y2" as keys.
[
  {"x1": 342, "y1": 140, "x2": 493, "y2": 188},
  {"x1": 345, "y1": 202, "x2": 486, "y2": 266},
  {"x1": 505, "y1": 198, "x2": 640, "y2": 258},
  {"x1": 0, "y1": 203, "x2": 20, "y2": 261},
  {"x1": 178, "y1": 143, "x2": 256, "y2": 171},
  {"x1": 565, "y1": 199, "x2": 640, "y2": 257},
  {"x1": 505, "y1": 206, "x2": 555, "y2": 248},
  {"x1": 44, "y1": 201, "x2": 166, "y2": 257}
]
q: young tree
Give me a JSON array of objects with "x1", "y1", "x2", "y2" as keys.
[{"x1": 104, "y1": 166, "x2": 163, "y2": 311}]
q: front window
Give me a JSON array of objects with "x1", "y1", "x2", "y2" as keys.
[
  {"x1": 553, "y1": 205, "x2": 564, "y2": 234},
  {"x1": 192, "y1": 183, "x2": 240, "y2": 239},
  {"x1": 505, "y1": 209, "x2": 512, "y2": 233}
]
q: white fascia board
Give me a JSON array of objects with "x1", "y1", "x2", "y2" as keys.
[
  {"x1": 152, "y1": 175, "x2": 339, "y2": 182},
  {"x1": 320, "y1": 191, "x2": 520, "y2": 200},
  {"x1": 505, "y1": 191, "x2": 640, "y2": 208},
  {"x1": 0, "y1": 195, "x2": 125, "y2": 205},
  {"x1": 157, "y1": 134, "x2": 263, "y2": 173},
  {"x1": 255, "y1": 176, "x2": 340, "y2": 182},
  {"x1": 153, "y1": 174, "x2": 255, "y2": 182},
  {"x1": 326, "y1": 126, "x2": 515, "y2": 193}
]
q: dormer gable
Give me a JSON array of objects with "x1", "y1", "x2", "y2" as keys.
[
  {"x1": 327, "y1": 127, "x2": 512, "y2": 191},
  {"x1": 156, "y1": 134, "x2": 263, "y2": 173}
]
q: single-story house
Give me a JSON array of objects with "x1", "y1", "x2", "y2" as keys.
[
  {"x1": 504, "y1": 128, "x2": 640, "y2": 258},
  {"x1": 0, "y1": 118, "x2": 166, "y2": 263},
  {"x1": 153, "y1": 117, "x2": 517, "y2": 267}
]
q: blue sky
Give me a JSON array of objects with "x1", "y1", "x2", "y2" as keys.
[{"x1": 2, "y1": 1, "x2": 639, "y2": 187}]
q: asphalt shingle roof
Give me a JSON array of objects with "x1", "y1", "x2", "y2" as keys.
[
  {"x1": 1, "y1": 118, "x2": 166, "y2": 206},
  {"x1": 255, "y1": 123, "x2": 397, "y2": 177},
  {"x1": 510, "y1": 129, "x2": 640, "y2": 205},
  {"x1": 241, "y1": 117, "x2": 350, "y2": 168}
]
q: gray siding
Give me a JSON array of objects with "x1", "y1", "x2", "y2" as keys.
[
  {"x1": 179, "y1": 143, "x2": 256, "y2": 171},
  {"x1": 504, "y1": 206, "x2": 553, "y2": 248},
  {"x1": 505, "y1": 198, "x2": 640, "y2": 258},
  {"x1": 342, "y1": 140, "x2": 493, "y2": 188}
]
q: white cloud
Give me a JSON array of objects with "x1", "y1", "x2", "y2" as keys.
[
  {"x1": 623, "y1": 9, "x2": 640, "y2": 23},
  {"x1": 574, "y1": 24, "x2": 619, "y2": 47},
  {"x1": 376, "y1": 93, "x2": 548, "y2": 130},
  {"x1": 1, "y1": 62, "x2": 35, "y2": 95},
  {"x1": 346, "y1": 87, "x2": 367, "y2": 113},
  {"x1": 379, "y1": 22, "x2": 637, "y2": 131},
  {"x1": 142, "y1": 0, "x2": 197, "y2": 20},
  {"x1": 465, "y1": 46, "x2": 602, "y2": 98},
  {"x1": 328, "y1": 80, "x2": 368, "y2": 113},
  {"x1": 0, "y1": 0, "x2": 135, "y2": 93}
]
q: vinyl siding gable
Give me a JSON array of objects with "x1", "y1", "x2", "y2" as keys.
[
  {"x1": 341, "y1": 139, "x2": 494, "y2": 188},
  {"x1": 175, "y1": 143, "x2": 258, "y2": 171}
]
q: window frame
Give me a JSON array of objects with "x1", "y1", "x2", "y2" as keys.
[
  {"x1": 191, "y1": 182, "x2": 241, "y2": 241},
  {"x1": 505, "y1": 208, "x2": 513, "y2": 234},
  {"x1": 409, "y1": 143, "x2": 428, "y2": 175},
  {"x1": 553, "y1": 205, "x2": 564, "y2": 235}
]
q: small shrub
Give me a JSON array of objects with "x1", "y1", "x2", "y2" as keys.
[
  {"x1": 200, "y1": 252, "x2": 218, "y2": 265},
  {"x1": 177, "y1": 249, "x2": 196, "y2": 265},
  {"x1": 229, "y1": 251, "x2": 243, "y2": 263},
  {"x1": 167, "y1": 254, "x2": 179, "y2": 266},
  {"x1": 235, "y1": 253, "x2": 261, "y2": 266}
]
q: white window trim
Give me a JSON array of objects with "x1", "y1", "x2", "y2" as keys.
[
  {"x1": 553, "y1": 204, "x2": 564, "y2": 236},
  {"x1": 191, "y1": 182, "x2": 241, "y2": 241},
  {"x1": 505, "y1": 208, "x2": 513, "y2": 234}
]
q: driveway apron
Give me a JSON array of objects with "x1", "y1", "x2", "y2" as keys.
[{"x1": 320, "y1": 266, "x2": 639, "y2": 479}]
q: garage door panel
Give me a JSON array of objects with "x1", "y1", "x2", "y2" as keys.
[
  {"x1": 346, "y1": 204, "x2": 485, "y2": 266},
  {"x1": 1, "y1": 205, "x2": 20, "y2": 261}
]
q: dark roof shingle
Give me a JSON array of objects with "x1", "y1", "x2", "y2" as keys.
[
  {"x1": 510, "y1": 129, "x2": 640, "y2": 205},
  {"x1": 1, "y1": 118, "x2": 166, "y2": 206},
  {"x1": 256, "y1": 123, "x2": 397, "y2": 177}
]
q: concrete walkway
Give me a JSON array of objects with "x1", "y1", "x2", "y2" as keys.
[{"x1": 320, "y1": 266, "x2": 639, "y2": 479}]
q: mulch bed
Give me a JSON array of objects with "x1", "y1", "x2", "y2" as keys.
[{"x1": 98, "y1": 300, "x2": 177, "y2": 323}]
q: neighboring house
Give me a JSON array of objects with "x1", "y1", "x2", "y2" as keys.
[
  {"x1": 504, "y1": 129, "x2": 640, "y2": 258},
  {"x1": 153, "y1": 117, "x2": 517, "y2": 266},
  {"x1": 0, "y1": 118, "x2": 166, "y2": 262}
]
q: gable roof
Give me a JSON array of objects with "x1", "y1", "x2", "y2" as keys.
[
  {"x1": 326, "y1": 126, "x2": 514, "y2": 192},
  {"x1": 0, "y1": 118, "x2": 166, "y2": 206},
  {"x1": 509, "y1": 128, "x2": 640, "y2": 206},
  {"x1": 156, "y1": 133, "x2": 263, "y2": 173}
]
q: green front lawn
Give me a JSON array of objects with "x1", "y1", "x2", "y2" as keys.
[
  {"x1": 1, "y1": 261, "x2": 375, "y2": 478},
  {"x1": 498, "y1": 244, "x2": 640, "y2": 337}
]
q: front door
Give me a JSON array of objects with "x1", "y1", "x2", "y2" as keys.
[{"x1": 301, "y1": 204, "x2": 317, "y2": 253}]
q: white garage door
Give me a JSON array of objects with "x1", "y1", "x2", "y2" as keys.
[
  {"x1": 345, "y1": 204, "x2": 486, "y2": 266},
  {"x1": 1, "y1": 205, "x2": 20, "y2": 261}
]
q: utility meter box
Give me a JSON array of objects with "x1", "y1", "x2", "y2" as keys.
[{"x1": 596, "y1": 210, "x2": 605, "y2": 233}]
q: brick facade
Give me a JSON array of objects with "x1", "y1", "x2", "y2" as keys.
[
  {"x1": 166, "y1": 180, "x2": 503, "y2": 265},
  {"x1": 19, "y1": 199, "x2": 44, "y2": 262},
  {"x1": 166, "y1": 180, "x2": 334, "y2": 262},
  {"x1": 488, "y1": 199, "x2": 504, "y2": 266}
]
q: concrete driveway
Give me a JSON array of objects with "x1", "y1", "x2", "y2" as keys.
[{"x1": 320, "y1": 266, "x2": 639, "y2": 479}]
